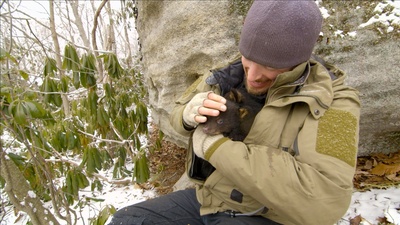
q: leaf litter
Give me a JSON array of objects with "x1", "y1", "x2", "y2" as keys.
[{"x1": 339, "y1": 150, "x2": 400, "y2": 225}]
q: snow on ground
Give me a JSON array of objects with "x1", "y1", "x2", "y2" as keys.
[
  {"x1": 338, "y1": 187, "x2": 400, "y2": 225},
  {"x1": 1, "y1": 181, "x2": 157, "y2": 225}
]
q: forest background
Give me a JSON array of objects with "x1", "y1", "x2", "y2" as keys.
[{"x1": 0, "y1": 1, "x2": 154, "y2": 224}]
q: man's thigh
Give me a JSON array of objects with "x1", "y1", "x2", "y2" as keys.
[
  {"x1": 202, "y1": 212, "x2": 281, "y2": 225},
  {"x1": 108, "y1": 189, "x2": 203, "y2": 225}
]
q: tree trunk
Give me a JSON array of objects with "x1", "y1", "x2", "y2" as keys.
[
  {"x1": 70, "y1": 0, "x2": 91, "y2": 49},
  {"x1": 121, "y1": 1, "x2": 133, "y2": 67},
  {"x1": 105, "y1": 1, "x2": 116, "y2": 53}
]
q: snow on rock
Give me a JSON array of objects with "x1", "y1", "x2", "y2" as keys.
[{"x1": 359, "y1": 1, "x2": 400, "y2": 32}]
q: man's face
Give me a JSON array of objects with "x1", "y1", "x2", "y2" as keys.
[{"x1": 242, "y1": 56, "x2": 292, "y2": 95}]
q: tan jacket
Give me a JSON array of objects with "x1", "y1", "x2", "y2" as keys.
[{"x1": 170, "y1": 59, "x2": 360, "y2": 225}]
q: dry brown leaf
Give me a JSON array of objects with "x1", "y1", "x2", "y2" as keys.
[
  {"x1": 373, "y1": 158, "x2": 378, "y2": 167},
  {"x1": 370, "y1": 163, "x2": 400, "y2": 176},
  {"x1": 376, "y1": 216, "x2": 390, "y2": 224},
  {"x1": 385, "y1": 173, "x2": 400, "y2": 181},
  {"x1": 355, "y1": 170, "x2": 370, "y2": 175},
  {"x1": 350, "y1": 215, "x2": 362, "y2": 225},
  {"x1": 349, "y1": 215, "x2": 374, "y2": 225},
  {"x1": 384, "y1": 152, "x2": 400, "y2": 164},
  {"x1": 364, "y1": 159, "x2": 373, "y2": 170},
  {"x1": 371, "y1": 153, "x2": 391, "y2": 162}
]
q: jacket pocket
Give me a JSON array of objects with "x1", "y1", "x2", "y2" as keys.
[{"x1": 205, "y1": 171, "x2": 265, "y2": 213}]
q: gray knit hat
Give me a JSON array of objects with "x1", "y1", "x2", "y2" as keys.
[{"x1": 239, "y1": 0, "x2": 323, "y2": 69}]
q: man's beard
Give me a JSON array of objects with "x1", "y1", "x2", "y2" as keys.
[{"x1": 244, "y1": 79, "x2": 271, "y2": 96}]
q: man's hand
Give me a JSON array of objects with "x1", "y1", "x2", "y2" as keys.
[
  {"x1": 182, "y1": 92, "x2": 227, "y2": 128},
  {"x1": 193, "y1": 125, "x2": 225, "y2": 159}
]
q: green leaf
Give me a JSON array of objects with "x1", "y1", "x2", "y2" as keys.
[
  {"x1": 0, "y1": 87, "x2": 12, "y2": 103},
  {"x1": 62, "y1": 45, "x2": 70, "y2": 70},
  {"x1": 13, "y1": 102, "x2": 28, "y2": 125},
  {"x1": 58, "y1": 130, "x2": 67, "y2": 150},
  {"x1": 0, "y1": 47, "x2": 17, "y2": 64},
  {"x1": 96, "y1": 205, "x2": 116, "y2": 225},
  {"x1": 69, "y1": 46, "x2": 80, "y2": 70},
  {"x1": 23, "y1": 101, "x2": 46, "y2": 118},
  {"x1": 7, "y1": 152, "x2": 27, "y2": 167},
  {"x1": 14, "y1": 102, "x2": 27, "y2": 125},
  {"x1": 8, "y1": 100, "x2": 17, "y2": 118},
  {"x1": 80, "y1": 71, "x2": 87, "y2": 88},
  {"x1": 85, "y1": 196, "x2": 105, "y2": 202},
  {"x1": 73, "y1": 71, "x2": 80, "y2": 89},
  {"x1": 133, "y1": 153, "x2": 150, "y2": 184},
  {"x1": 18, "y1": 70, "x2": 29, "y2": 80},
  {"x1": 80, "y1": 53, "x2": 97, "y2": 88},
  {"x1": 43, "y1": 57, "x2": 57, "y2": 77},
  {"x1": 88, "y1": 89, "x2": 98, "y2": 115},
  {"x1": 104, "y1": 83, "x2": 113, "y2": 99},
  {"x1": 61, "y1": 75, "x2": 69, "y2": 92},
  {"x1": 86, "y1": 72, "x2": 96, "y2": 87},
  {"x1": 66, "y1": 131, "x2": 76, "y2": 150},
  {"x1": 103, "y1": 53, "x2": 123, "y2": 79},
  {"x1": 63, "y1": 44, "x2": 80, "y2": 71},
  {"x1": 136, "y1": 102, "x2": 148, "y2": 134}
]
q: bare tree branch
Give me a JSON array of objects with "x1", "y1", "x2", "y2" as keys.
[
  {"x1": 70, "y1": 0, "x2": 91, "y2": 48},
  {"x1": 49, "y1": 0, "x2": 71, "y2": 117},
  {"x1": 91, "y1": 0, "x2": 108, "y2": 82}
]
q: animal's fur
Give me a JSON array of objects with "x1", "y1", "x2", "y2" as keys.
[{"x1": 203, "y1": 89, "x2": 263, "y2": 141}]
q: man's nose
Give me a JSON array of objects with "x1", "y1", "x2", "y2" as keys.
[{"x1": 247, "y1": 62, "x2": 263, "y2": 81}]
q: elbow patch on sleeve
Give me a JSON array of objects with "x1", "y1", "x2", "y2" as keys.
[{"x1": 316, "y1": 108, "x2": 358, "y2": 167}]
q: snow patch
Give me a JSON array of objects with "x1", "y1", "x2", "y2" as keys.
[{"x1": 359, "y1": 1, "x2": 400, "y2": 33}]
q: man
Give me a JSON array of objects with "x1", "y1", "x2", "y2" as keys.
[{"x1": 109, "y1": 1, "x2": 360, "y2": 225}]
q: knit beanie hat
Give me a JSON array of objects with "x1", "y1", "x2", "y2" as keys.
[{"x1": 239, "y1": 0, "x2": 323, "y2": 69}]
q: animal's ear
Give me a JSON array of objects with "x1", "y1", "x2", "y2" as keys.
[
  {"x1": 226, "y1": 89, "x2": 244, "y2": 103},
  {"x1": 239, "y1": 108, "x2": 249, "y2": 119},
  {"x1": 225, "y1": 90, "x2": 236, "y2": 101}
]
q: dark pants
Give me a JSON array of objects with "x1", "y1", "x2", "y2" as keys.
[{"x1": 108, "y1": 189, "x2": 280, "y2": 225}]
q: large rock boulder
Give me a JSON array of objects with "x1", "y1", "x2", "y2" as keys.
[
  {"x1": 135, "y1": 1, "x2": 247, "y2": 147},
  {"x1": 135, "y1": 1, "x2": 400, "y2": 156},
  {"x1": 314, "y1": 1, "x2": 400, "y2": 156}
]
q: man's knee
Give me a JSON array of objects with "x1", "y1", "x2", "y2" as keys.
[
  {"x1": 108, "y1": 189, "x2": 199, "y2": 225},
  {"x1": 108, "y1": 205, "x2": 146, "y2": 225}
]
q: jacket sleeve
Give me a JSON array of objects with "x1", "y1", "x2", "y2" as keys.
[{"x1": 206, "y1": 87, "x2": 360, "y2": 225}]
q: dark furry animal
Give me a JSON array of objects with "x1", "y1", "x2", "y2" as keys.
[{"x1": 202, "y1": 89, "x2": 263, "y2": 141}]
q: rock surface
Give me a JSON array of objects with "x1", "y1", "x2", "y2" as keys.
[
  {"x1": 136, "y1": 1, "x2": 246, "y2": 147},
  {"x1": 314, "y1": 1, "x2": 400, "y2": 156},
  {"x1": 135, "y1": 1, "x2": 400, "y2": 156}
]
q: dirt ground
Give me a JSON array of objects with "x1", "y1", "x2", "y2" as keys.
[
  {"x1": 147, "y1": 126, "x2": 187, "y2": 195},
  {"x1": 147, "y1": 126, "x2": 400, "y2": 195}
]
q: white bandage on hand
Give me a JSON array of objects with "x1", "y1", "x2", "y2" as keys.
[{"x1": 182, "y1": 91, "x2": 212, "y2": 128}]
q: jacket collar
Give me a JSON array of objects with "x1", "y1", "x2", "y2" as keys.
[
  {"x1": 267, "y1": 60, "x2": 336, "y2": 119},
  {"x1": 272, "y1": 62, "x2": 310, "y2": 88}
]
